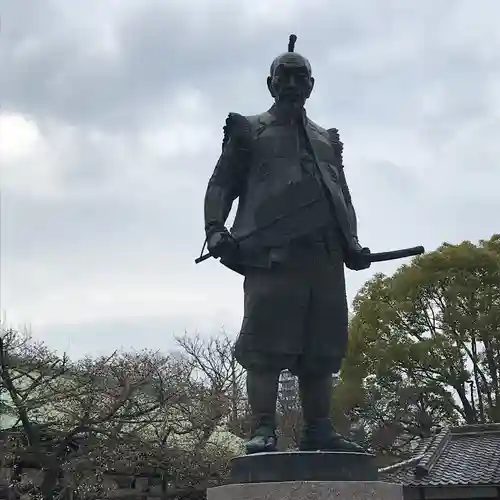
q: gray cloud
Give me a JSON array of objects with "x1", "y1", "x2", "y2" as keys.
[{"x1": 1, "y1": 0, "x2": 499, "y2": 358}]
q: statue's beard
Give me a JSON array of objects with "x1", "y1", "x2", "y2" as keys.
[{"x1": 275, "y1": 93, "x2": 306, "y2": 114}]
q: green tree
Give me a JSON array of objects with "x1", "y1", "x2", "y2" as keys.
[{"x1": 337, "y1": 234, "x2": 500, "y2": 459}]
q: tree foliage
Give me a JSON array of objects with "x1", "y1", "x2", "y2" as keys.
[
  {"x1": 0, "y1": 328, "x2": 243, "y2": 500},
  {"x1": 337, "y1": 234, "x2": 500, "y2": 459},
  {"x1": 174, "y1": 333, "x2": 248, "y2": 440}
]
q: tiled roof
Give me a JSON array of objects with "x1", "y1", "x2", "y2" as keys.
[{"x1": 379, "y1": 423, "x2": 500, "y2": 486}]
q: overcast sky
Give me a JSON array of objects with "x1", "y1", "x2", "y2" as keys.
[{"x1": 1, "y1": 0, "x2": 499, "y2": 359}]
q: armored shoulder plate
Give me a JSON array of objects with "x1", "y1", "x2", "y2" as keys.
[
  {"x1": 222, "y1": 113, "x2": 252, "y2": 150},
  {"x1": 327, "y1": 127, "x2": 344, "y2": 166},
  {"x1": 327, "y1": 127, "x2": 340, "y2": 142}
]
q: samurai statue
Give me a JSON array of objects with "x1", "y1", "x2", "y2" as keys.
[{"x1": 203, "y1": 34, "x2": 371, "y2": 454}]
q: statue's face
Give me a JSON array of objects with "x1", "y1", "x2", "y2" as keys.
[{"x1": 267, "y1": 54, "x2": 314, "y2": 108}]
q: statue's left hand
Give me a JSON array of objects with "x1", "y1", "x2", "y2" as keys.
[{"x1": 346, "y1": 245, "x2": 371, "y2": 271}]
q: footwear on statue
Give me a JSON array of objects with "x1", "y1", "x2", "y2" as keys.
[
  {"x1": 245, "y1": 426, "x2": 278, "y2": 454},
  {"x1": 299, "y1": 418, "x2": 366, "y2": 453},
  {"x1": 244, "y1": 369, "x2": 280, "y2": 454}
]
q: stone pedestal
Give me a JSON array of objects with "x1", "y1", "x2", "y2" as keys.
[
  {"x1": 207, "y1": 480, "x2": 402, "y2": 500},
  {"x1": 230, "y1": 451, "x2": 378, "y2": 483},
  {"x1": 207, "y1": 451, "x2": 403, "y2": 500}
]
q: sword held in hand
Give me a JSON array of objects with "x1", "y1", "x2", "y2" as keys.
[
  {"x1": 195, "y1": 176, "x2": 425, "y2": 265},
  {"x1": 196, "y1": 239, "x2": 424, "y2": 265}
]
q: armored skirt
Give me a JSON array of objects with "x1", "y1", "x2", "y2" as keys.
[{"x1": 233, "y1": 232, "x2": 349, "y2": 376}]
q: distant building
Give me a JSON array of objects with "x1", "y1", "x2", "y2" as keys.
[
  {"x1": 379, "y1": 423, "x2": 500, "y2": 500},
  {"x1": 278, "y1": 370, "x2": 299, "y2": 412},
  {"x1": 278, "y1": 370, "x2": 341, "y2": 412}
]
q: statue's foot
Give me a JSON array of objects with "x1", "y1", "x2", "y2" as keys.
[
  {"x1": 245, "y1": 426, "x2": 278, "y2": 455},
  {"x1": 299, "y1": 419, "x2": 366, "y2": 453},
  {"x1": 300, "y1": 433, "x2": 366, "y2": 453}
]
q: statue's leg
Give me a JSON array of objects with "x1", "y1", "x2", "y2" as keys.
[
  {"x1": 234, "y1": 265, "x2": 307, "y2": 454},
  {"x1": 294, "y1": 242, "x2": 365, "y2": 452},
  {"x1": 297, "y1": 369, "x2": 366, "y2": 452},
  {"x1": 245, "y1": 369, "x2": 280, "y2": 454}
]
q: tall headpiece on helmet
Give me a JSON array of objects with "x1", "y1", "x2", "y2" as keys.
[{"x1": 269, "y1": 34, "x2": 312, "y2": 76}]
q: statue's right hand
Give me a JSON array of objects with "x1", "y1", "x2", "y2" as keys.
[{"x1": 207, "y1": 229, "x2": 238, "y2": 259}]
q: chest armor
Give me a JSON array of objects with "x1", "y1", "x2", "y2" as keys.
[
  {"x1": 249, "y1": 119, "x2": 340, "y2": 187},
  {"x1": 230, "y1": 113, "x2": 344, "y2": 251}
]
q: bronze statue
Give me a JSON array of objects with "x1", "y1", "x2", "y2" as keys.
[{"x1": 198, "y1": 35, "x2": 422, "y2": 455}]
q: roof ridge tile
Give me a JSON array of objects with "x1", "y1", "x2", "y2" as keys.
[
  {"x1": 451, "y1": 422, "x2": 500, "y2": 435},
  {"x1": 414, "y1": 427, "x2": 451, "y2": 478}
]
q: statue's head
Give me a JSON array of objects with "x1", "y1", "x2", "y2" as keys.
[{"x1": 267, "y1": 34, "x2": 314, "y2": 109}]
